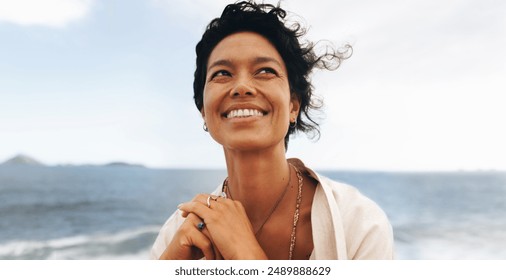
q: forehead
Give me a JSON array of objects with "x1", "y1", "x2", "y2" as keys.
[{"x1": 207, "y1": 31, "x2": 285, "y2": 68}]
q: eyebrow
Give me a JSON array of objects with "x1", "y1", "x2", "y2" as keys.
[
  {"x1": 207, "y1": 56, "x2": 283, "y2": 71},
  {"x1": 253, "y1": 56, "x2": 283, "y2": 68},
  {"x1": 207, "y1": 59, "x2": 233, "y2": 71}
]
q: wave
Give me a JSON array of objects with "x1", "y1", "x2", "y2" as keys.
[
  {"x1": 393, "y1": 223, "x2": 506, "y2": 260},
  {"x1": 0, "y1": 225, "x2": 161, "y2": 260}
]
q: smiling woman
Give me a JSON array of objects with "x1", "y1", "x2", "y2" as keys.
[
  {"x1": 203, "y1": 32, "x2": 295, "y2": 152},
  {"x1": 150, "y1": 1, "x2": 394, "y2": 260}
]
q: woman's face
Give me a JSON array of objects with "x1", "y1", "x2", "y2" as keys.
[{"x1": 202, "y1": 31, "x2": 299, "y2": 151}]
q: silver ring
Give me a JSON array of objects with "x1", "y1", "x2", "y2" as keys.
[
  {"x1": 206, "y1": 196, "x2": 212, "y2": 208},
  {"x1": 197, "y1": 222, "x2": 205, "y2": 231}
]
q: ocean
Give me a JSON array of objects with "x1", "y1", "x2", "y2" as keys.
[{"x1": 1, "y1": 165, "x2": 505, "y2": 260}]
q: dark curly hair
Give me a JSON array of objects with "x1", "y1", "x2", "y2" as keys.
[{"x1": 193, "y1": 1, "x2": 351, "y2": 149}]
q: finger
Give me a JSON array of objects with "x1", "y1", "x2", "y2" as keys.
[
  {"x1": 186, "y1": 214, "x2": 216, "y2": 260},
  {"x1": 202, "y1": 225, "x2": 222, "y2": 260},
  {"x1": 180, "y1": 208, "x2": 189, "y2": 218},
  {"x1": 179, "y1": 194, "x2": 218, "y2": 218},
  {"x1": 186, "y1": 213, "x2": 207, "y2": 234},
  {"x1": 190, "y1": 234, "x2": 215, "y2": 260},
  {"x1": 181, "y1": 205, "x2": 225, "y2": 259},
  {"x1": 189, "y1": 193, "x2": 216, "y2": 205},
  {"x1": 161, "y1": 225, "x2": 213, "y2": 260},
  {"x1": 179, "y1": 201, "x2": 216, "y2": 222},
  {"x1": 214, "y1": 246, "x2": 224, "y2": 260}
]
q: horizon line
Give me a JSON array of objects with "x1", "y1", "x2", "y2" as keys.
[{"x1": 2, "y1": 153, "x2": 505, "y2": 173}]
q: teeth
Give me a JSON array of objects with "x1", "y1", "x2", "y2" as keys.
[{"x1": 226, "y1": 109, "x2": 264, "y2": 118}]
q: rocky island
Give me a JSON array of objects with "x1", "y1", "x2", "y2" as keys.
[
  {"x1": 1, "y1": 154, "x2": 145, "y2": 168},
  {"x1": 1, "y1": 154, "x2": 45, "y2": 166}
]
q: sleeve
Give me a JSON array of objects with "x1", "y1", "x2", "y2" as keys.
[
  {"x1": 340, "y1": 189, "x2": 395, "y2": 260},
  {"x1": 348, "y1": 209, "x2": 394, "y2": 259},
  {"x1": 149, "y1": 209, "x2": 185, "y2": 260},
  {"x1": 311, "y1": 175, "x2": 394, "y2": 260}
]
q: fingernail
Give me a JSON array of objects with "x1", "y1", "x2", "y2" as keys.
[{"x1": 177, "y1": 203, "x2": 183, "y2": 209}]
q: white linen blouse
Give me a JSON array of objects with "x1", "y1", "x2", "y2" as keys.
[{"x1": 150, "y1": 160, "x2": 394, "y2": 260}]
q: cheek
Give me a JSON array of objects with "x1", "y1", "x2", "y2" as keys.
[
  {"x1": 271, "y1": 89, "x2": 293, "y2": 116},
  {"x1": 202, "y1": 85, "x2": 211, "y2": 106},
  {"x1": 202, "y1": 88, "x2": 218, "y2": 120}
]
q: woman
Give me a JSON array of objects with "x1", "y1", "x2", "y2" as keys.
[{"x1": 151, "y1": 1, "x2": 394, "y2": 260}]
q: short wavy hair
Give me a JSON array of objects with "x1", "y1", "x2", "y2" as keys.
[{"x1": 193, "y1": 1, "x2": 351, "y2": 149}]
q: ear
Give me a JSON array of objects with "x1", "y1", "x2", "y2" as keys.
[
  {"x1": 289, "y1": 95, "x2": 301, "y2": 122},
  {"x1": 200, "y1": 108, "x2": 205, "y2": 119}
]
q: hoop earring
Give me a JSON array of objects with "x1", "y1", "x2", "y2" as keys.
[
  {"x1": 289, "y1": 120, "x2": 297, "y2": 129},
  {"x1": 203, "y1": 123, "x2": 208, "y2": 132}
]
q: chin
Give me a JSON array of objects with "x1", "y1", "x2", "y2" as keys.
[{"x1": 221, "y1": 137, "x2": 285, "y2": 152}]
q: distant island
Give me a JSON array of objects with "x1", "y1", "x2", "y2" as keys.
[
  {"x1": 103, "y1": 162, "x2": 145, "y2": 168},
  {"x1": 1, "y1": 154, "x2": 44, "y2": 166},
  {"x1": 1, "y1": 154, "x2": 145, "y2": 168}
]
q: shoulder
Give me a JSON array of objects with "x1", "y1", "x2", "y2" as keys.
[
  {"x1": 290, "y1": 158, "x2": 387, "y2": 221},
  {"x1": 319, "y1": 175, "x2": 387, "y2": 219},
  {"x1": 297, "y1": 161, "x2": 393, "y2": 259},
  {"x1": 319, "y1": 175, "x2": 394, "y2": 259}
]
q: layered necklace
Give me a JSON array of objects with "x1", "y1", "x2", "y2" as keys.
[{"x1": 221, "y1": 162, "x2": 304, "y2": 260}]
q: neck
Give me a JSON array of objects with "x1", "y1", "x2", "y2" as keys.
[{"x1": 223, "y1": 143, "x2": 290, "y2": 223}]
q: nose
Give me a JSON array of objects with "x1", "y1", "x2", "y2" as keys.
[{"x1": 229, "y1": 76, "x2": 256, "y2": 97}]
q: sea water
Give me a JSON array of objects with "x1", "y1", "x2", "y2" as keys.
[{"x1": 1, "y1": 165, "x2": 505, "y2": 259}]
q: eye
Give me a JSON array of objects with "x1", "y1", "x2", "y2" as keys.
[
  {"x1": 210, "y1": 70, "x2": 231, "y2": 80},
  {"x1": 257, "y1": 67, "x2": 277, "y2": 76}
]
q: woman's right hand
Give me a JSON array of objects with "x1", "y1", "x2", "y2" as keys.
[
  {"x1": 178, "y1": 194, "x2": 268, "y2": 260},
  {"x1": 158, "y1": 212, "x2": 221, "y2": 260}
]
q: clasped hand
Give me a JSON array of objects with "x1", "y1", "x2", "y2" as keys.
[{"x1": 158, "y1": 193, "x2": 268, "y2": 260}]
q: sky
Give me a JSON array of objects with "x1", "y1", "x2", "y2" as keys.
[{"x1": 1, "y1": 0, "x2": 505, "y2": 171}]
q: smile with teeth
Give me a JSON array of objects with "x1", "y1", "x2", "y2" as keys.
[{"x1": 226, "y1": 109, "x2": 265, "y2": 119}]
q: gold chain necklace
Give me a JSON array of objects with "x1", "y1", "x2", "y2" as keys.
[
  {"x1": 222, "y1": 166, "x2": 291, "y2": 235},
  {"x1": 221, "y1": 162, "x2": 304, "y2": 260},
  {"x1": 289, "y1": 163, "x2": 303, "y2": 260}
]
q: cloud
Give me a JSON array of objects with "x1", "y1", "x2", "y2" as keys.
[
  {"x1": 0, "y1": 0, "x2": 94, "y2": 27},
  {"x1": 150, "y1": 0, "x2": 231, "y2": 33}
]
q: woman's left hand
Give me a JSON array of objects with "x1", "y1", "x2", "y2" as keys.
[{"x1": 178, "y1": 194, "x2": 268, "y2": 260}]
